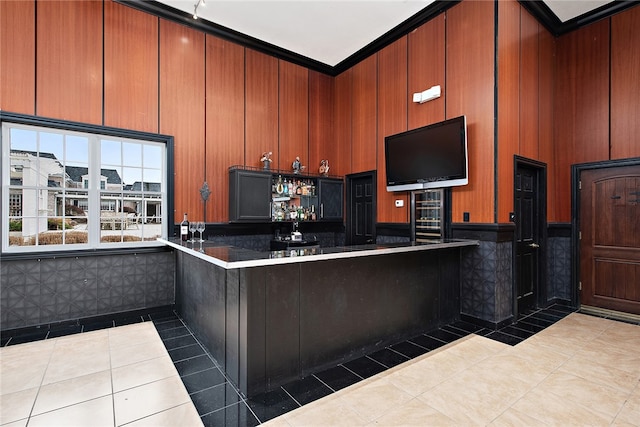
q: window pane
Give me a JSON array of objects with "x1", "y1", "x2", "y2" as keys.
[
  {"x1": 4, "y1": 122, "x2": 167, "y2": 252},
  {"x1": 123, "y1": 167, "x2": 141, "y2": 188},
  {"x1": 39, "y1": 132, "x2": 63, "y2": 161},
  {"x1": 123, "y1": 142, "x2": 142, "y2": 167},
  {"x1": 101, "y1": 139, "x2": 121, "y2": 165},
  {"x1": 10, "y1": 128, "x2": 37, "y2": 152},
  {"x1": 143, "y1": 169, "x2": 162, "y2": 191},
  {"x1": 101, "y1": 166, "x2": 123, "y2": 189},
  {"x1": 65, "y1": 135, "x2": 89, "y2": 166},
  {"x1": 143, "y1": 144, "x2": 162, "y2": 168}
]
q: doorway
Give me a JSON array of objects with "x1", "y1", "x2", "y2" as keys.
[
  {"x1": 578, "y1": 162, "x2": 640, "y2": 315},
  {"x1": 346, "y1": 171, "x2": 376, "y2": 245},
  {"x1": 514, "y1": 157, "x2": 547, "y2": 317}
]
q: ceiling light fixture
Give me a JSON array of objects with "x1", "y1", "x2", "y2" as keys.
[{"x1": 192, "y1": 0, "x2": 204, "y2": 19}]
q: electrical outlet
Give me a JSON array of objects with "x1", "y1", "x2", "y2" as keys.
[{"x1": 395, "y1": 200, "x2": 404, "y2": 208}]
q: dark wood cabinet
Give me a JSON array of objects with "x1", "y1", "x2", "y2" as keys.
[
  {"x1": 229, "y1": 166, "x2": 343, "y2": 223},
  {"x1": 229, "y1": 168, "x2": 272, "y2": 222},
  {"x1": 318, "y1": 178, "x2": 343, "y2": 221}
]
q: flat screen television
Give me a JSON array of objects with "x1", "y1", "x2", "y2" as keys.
[{"x1": 385, "y1": 115, "x2": 468, "y2": 192}]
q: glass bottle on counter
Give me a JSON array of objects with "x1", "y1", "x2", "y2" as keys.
[
  {"x1": 283, "y1": 178, "x2": 289, "y2": 195},
  {"x1": 180, "y1": 213, "x2": 189, "y2": 241}
]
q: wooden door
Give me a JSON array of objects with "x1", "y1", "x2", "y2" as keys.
[
  {"x1": 346, "y1": 172, "x2": 375, "y2": 245},
  {"x1": 580, "y1": 165, "x2": 640, "y2": 314},
  {"x1": 515, "y1": 161, "x2": 544, "y2": 314}
]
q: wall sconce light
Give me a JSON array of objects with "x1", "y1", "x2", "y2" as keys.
[
  {"x1": 193, "y1": 0, "x2": 205, "y2": 20},
  {"x1": 412, "y1": 85, "x2": 441, "y2": 104}
]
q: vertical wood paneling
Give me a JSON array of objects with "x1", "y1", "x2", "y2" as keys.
[
  {"x1": 554, "y1": 21, "x2": 610, "y2": 222},
  {"x1": 377, "y1": 37, "x2": 408, "y2": 223},
  {"x1": 309, "y1": 71, "x2": 334, "y2": 176},
  {"x1": 245, "y1": 50, "x2": 278, "y2": 169},
  {"x1": 333, "y1": 70, "x2": 352, "y2": 177},
  {"x1": 104, "y1": 1, "x2": 158, "y2": 132},
  {"x1": 351, "y1": 55, "x2": 378, "y2": 173},
  {"x1": 520, "y1": 7, "x2": 540, "y2": 160},
  {"x1": 36, "y1": 0, "x2": 102, "y2": 124},
  {"x1": 0, "y1": 0, "x2": 35, "y2": 114},
  {"x1": 159, "y1": 19, "x2": 205, "y2": 222},
  {"x1": 611, "y1": 6, "x2": 640, "y2": 160},
  {"x1": 407, "y1": 15, "x2": 445, "y2": 130},
  {"x1": 538, "y1": 24, "x2": 556, "y2": 222},
  {"x1": 496, "y1": 0, "x2": 520, "y2": 224},
  {"x1": 206, "y1": 36, "x2": 245, "y2": 223},
  {"x1": 278, "y1": 61, "x2": 309, "y2": 172},
  {"x1": 446, "y1": 0, "x2": 495, "y2": 223}
]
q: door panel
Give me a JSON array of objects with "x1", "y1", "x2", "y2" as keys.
[
  {"x1": 581, "y1": 166, "x2": 640, "y2": 314},
  {"x1": 348, "y1": 173, "x2": 375, "y2": 245},
  {"x1": 515, "y1": 161, "x2": 543, "y2": 314}
]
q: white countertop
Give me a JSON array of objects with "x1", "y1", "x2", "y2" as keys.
[{"x1": 158, "y1": 238, "x2": 479, "y2": 270}]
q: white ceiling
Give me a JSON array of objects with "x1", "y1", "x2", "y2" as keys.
[
  {"x1": 544, "y1": 0, "x2": 612, "y2": 22},
  {"x1": 155, "y1": 0, "x2": 616, "y2": 67}
]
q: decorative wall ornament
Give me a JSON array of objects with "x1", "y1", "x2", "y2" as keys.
[
  {"x1": 260, "y1": 152, "x2": 273, "y2": 170},
  {"x1": 200, "y1": 181, "x2": 211, "y2": 202},
  {"x1": 319, "y1": 159, "x2": 329, "y2": 176},
  {"x1": 292, "y1": 156, "x2": 305, "y2": 174}
]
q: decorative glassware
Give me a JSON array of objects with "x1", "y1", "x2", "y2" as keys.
[
  {"x1": 197, "y1": 221, "x2": 205, "y2": 242},
  {"x1": 188, "y1": 221, "x2": 197, "y2": 243}
]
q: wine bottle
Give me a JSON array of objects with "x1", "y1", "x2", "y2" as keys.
[
  {"x1": 276, "y1": 175, "x2": 284, "y2": 195},
  {"x1": 180, "y1": 213, "x2": 189, "y2": 241}
]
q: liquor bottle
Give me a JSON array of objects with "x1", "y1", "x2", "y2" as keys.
[
  {"x1": 180, "y1": 213, "x2": 189, "y2": 241},
  {"x1": 283, "y1": 178, "x2": 288, "y2": 195},
  {"x1": 310, "y1": 205, "x2": 317, "y2": 221},
  {"x1": 276, "y1": 175, "x2": 284, "y2": 195},
  {"x1": 296, "y1": 180, "x2": 302, "y2": 195}
]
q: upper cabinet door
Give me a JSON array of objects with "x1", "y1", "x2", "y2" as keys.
[{"x1": 318, "y1": 178, "x2": 344, "y2": 221}]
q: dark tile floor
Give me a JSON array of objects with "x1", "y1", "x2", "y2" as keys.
[{"x1": 3, "y1": 303, "x2": 639, "y2": 426}]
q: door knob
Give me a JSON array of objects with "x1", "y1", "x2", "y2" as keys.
[{"x1": 529, "y1": 243, "x2": 540, "y2": 248}]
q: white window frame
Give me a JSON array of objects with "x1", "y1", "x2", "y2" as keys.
[{"x1": 2, "y1": 119, "x2": 170, "y2": 253}]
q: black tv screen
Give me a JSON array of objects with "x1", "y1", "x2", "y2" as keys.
[{"x1": 385, "y1": 115, "x2": 468, "y2": 191}]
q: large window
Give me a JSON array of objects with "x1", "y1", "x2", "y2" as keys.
[{"x1": 1, "y1": 116, "x2": 170, "y2": 253}]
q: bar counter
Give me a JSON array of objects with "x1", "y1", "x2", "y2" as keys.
[
  {"x1": 159, "y1": 238, "x2": 478, "y2": 269},
  {"x1": 159, "y1": 238, "x2": 478, "y2": 397}
]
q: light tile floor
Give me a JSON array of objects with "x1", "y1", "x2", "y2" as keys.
[
  {"x1": 263, "y1": 313, "x2": 640, "y2": 426},
  {"x1": 0, "y1": 322, "x2": 202, "y2": 427},
  {"x1": 1, "y1": 313, "x2": 639, "y2": 426}
]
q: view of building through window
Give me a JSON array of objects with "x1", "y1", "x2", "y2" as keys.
[{"x1": 2, "y1": 122, "x2": 167, "y2": 251}]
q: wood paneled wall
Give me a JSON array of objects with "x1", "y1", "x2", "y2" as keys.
[
  {"x1": 309, "y1": 71, "x2": 335, "y2": 176},
  {"x1": 495, "y1": 0, "x2": 556, "y2": 224},
  {"x1": 350, "y1": 56, "x2": 378, "y2": 174},
  {"x1": 37, "y1": 0, "x2": 103, "y2": 124},
  {"x1": 611, "y1": 6, "x2": 640, "y2": 160},
  {"x1": 205, "y1": 36, "x2": 245, "y2": 223},
  {"x1": 278, "y1": 62, "x2": 309, "y2": 172},
  {"x1": 554, "y1": 21, "x2": 611, "y2": 222},
  {"x1": 497, "y1": 0, "x2": 520, "y2": 225},
  {"x1": 446, "y1": 0, "x2": 496, "y2": 224},
  {"x1": 3, "y1": 0, "x2": 639, "y2": 226},
  {"x1": 377, "y1": 38, "x2": 408, "y2": 223},
  {"x1": 0, "y1": 1, "x2": 35, "y2": 115},
  {"x1": 332, "y1": 70, "x2": 353, "y2": 178},
  {"x1": 159, "y1": 20, "x2": 205, "y2": 222},
  {"x1": 105, "y1": 1, "x2": 158, "y2": 132}
]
